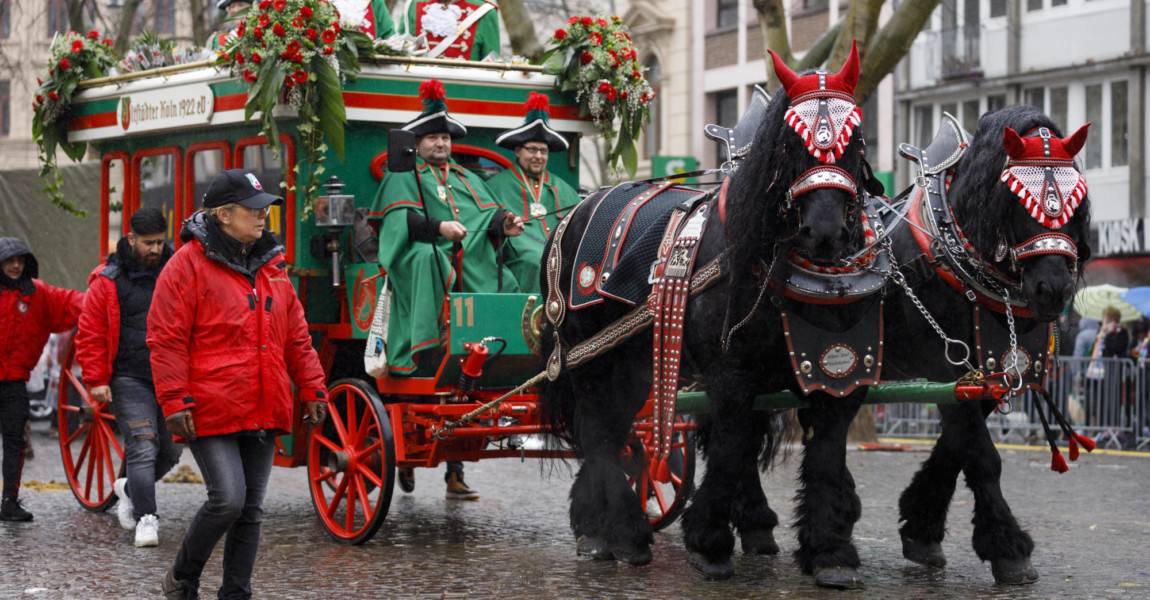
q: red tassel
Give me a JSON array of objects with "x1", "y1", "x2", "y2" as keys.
[
  {"x1": 419, "y1": 79, "x2": 446, "y2": 101},
  {"x1": 1068, "y1": 436, "x2": 1079, "y2": 461},
  {"x1": 1073, "y1": 433, "x2": 1096, "y2": 452},
  {"x1": 525, "y1": 91, "x2": 550, "y2": 113},
  {"x1": 1050, "y1": 449, "x2": 1069, "y2": 473}
]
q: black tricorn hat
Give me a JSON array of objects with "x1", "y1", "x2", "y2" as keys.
[
  {"x1": 402, "y1": 79, "x2": 467, "y2": 139},
  {"x1": 495, "y1": 92, "x2": 568, "y2": 152}
]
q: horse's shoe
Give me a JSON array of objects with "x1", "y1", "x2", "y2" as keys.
[
  {"x1": 740, "y1": 529, "x2": 780, "y2": 555},
  {"x1": 609, "y1": 541, "x2": 653, "y2": 566},
  {"x1": 688, "y1": 552, "x2": 735, "y2": 580},
  {"x1": 813, "y1": 566, "x2": 864, "y2": 590},
  {"x1": 991, "y1": 557, "x2": 1039, "y2": 585},
  {"x1": 575, "y1": 535, "x2": 614, "y2": 561},
  {"x1": 901, "y1": 535, "x2": 946, "y2": 567}
]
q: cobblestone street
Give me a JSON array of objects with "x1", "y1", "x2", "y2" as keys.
[{"x1": 3, "y1": 421, "x2": 1149, "y2": 599}]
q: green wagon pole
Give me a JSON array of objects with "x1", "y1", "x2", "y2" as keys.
[{"x1": 675, "y1": 381, "x2": 964, "y2": 415}]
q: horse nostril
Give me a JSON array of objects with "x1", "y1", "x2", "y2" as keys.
[{"x1": 1036, "y1": 281, "x2": 1052, "y2": 300}]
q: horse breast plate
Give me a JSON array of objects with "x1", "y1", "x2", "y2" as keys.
[
  {"x1": 781, "y1": 296, "x2": 884, "y2": 397},
  {"x1": 973, "y1": 305, "x2": 1052, "y2": 390}
]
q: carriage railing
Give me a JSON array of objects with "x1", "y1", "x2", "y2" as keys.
[{"x1": 875, "y1": 356, "x2": 1148, "y2": 452}]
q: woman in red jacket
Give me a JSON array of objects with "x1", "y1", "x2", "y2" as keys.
[
  {"x1": 0, "y1": 237, "x2": 83, "y2": 522},
  {"x1": 148, "y1": 170, "x2": 328, "y2": 600}
]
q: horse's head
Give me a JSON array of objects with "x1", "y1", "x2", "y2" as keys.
[
  {"x1": 725, "y1": 43, "x2": 872, "y2": 276},
  {"x1": 951, "y1": 106, "x2": 1092, "y2": 322}
]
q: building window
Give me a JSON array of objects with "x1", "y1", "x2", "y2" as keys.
[
  {"x1": 986, "y1": 94, "x2": 1006, "y2": 113},
  {"x1": 1, "y1": 0, "x2": 11, "y2": 39},
  {"x1": 1049, "y1": 86, "x2": 1068, "y2": 130},
  {"x1": 914, "y1": 105, "x2": 934, "y2": 148},
  {"x1": 716, "y1": 0, "x2": 738, "y2": 28},
  {"x1": 0, "y1": 81, "x2": 9, "y2": 136},
  {"x1": 47, "y1": 0, "x2": 68, "y2": 36},
  {"x1": 1084, "y1": 83, "x2": 1102, "y2": 169},
  {"x1": 861, "y1": 93, "x2": 880, "y2": 162},
  {"x1": 714, "y1": 90, "x2": 738, "y2": 165},
  {"x1": 990, "y1": 0, "x2": 1006, "y2": 17},
  {"x1": 155, "y1": 0, "x2": 176, "y2": 35},
  {"x1": 1111, "y1": 80, "x2": 1128, "y2": 167},
  {"x1": 802, "y1": 0, "x2": 829, "y2": 10},
  {"x1": 643, "y1": 56, "x2": 662, "y2": 159},
  {"x1": 962, "y1": 99, "x2": 980, "y2": 133},
  {"x1": 1027, "y1": 0, "x2": 1042, "y2": 11},
  {"x1": 1052, "y1": 0, "x2": 1067, "y2": 6},
  {"x1": 1023, "y1": 87, "x2": 1044, "y2": 111}
]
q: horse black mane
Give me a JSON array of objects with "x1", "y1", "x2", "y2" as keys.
[
  {"x1": 722, "y1": 83, "x2": 869, "y2": 288},
  {"x1": 949, "y1": 105, "x2": 1093, "y2": 271}
]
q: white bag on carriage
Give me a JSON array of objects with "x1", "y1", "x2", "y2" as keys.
[{"x1": 364, "y1": 276, "x2": 390, "y2": 378}]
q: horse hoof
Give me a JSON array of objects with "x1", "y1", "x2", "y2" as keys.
[
  {"x1": 688, "y1": 552, "x2": 735, "y2": 580},
  {"x1": 901, "y1": 535, "x2": 946, "y2": 567},
  {"x1": 814, "y1": 566, "x2": 864, "y2": 590},
  {"x1": 575, "y1": 536, "x2": 614, "y2": 561},
  {"x1": 741, "y1": 529, "x2": 780, "y2": 555},
  {"x1": 611, "y1": 542, "x2": 653, "y2": 566},
  {"x1": 991, "y1": 557, "x2": 1038, "y2": 585}
]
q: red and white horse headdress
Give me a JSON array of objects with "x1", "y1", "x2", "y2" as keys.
[
  {"x1": 769, "y1": 42, "x2": 862, "y2": 164},
  {"x1": 999, "y1": 124, "x2": 1090, "y2": 230}
]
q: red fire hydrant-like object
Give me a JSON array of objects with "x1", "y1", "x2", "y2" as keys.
[{"x1": 457, "y1": 341, "x2": 490, "y2": 393}]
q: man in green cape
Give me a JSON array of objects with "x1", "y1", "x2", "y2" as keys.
[
  {"x1": 397, "y1": 0, "x2": 500, "y2": 60},
  {"x1": 369, "y1": 79, "x2": 523, "y2": 500},
  {"x1": 486, "y1": 92, "x2": 582, "y2": 293}
]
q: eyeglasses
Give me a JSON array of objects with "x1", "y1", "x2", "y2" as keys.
[
  {"x1": 520, "y1": 146, "x2": 549, "y2": 156},
  {"x1": 246, "y1": 206, "x2": 270, "y2": 219}
]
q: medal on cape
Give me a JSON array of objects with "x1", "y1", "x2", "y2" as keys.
[
  {"x1": 529, "y1": 202, "x2": 547, "y2": 218},
  {"x1": 437, "y1": 185, "x2": 447, "y2": 201}
]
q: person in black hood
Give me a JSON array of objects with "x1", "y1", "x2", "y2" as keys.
[
  {"x1": 0, "y1": 237, "x2": 84, "y2": 522},
  {"x1": 75, "y1": 207, "x2": 181, "y2": 547}
]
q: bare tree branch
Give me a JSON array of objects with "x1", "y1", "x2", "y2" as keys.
[
  {"x1": 796, "y1": 18, "x2": 843, "y2": 71},
  {"x1": 189, "y1": 0, "x2": 210, "y2": 46},
  {"x1": 829, "y1": 0, "x2": 883, "y2": 70},
  {"x1": 501, "y1": 0, "x2": 544, "y2": 59},
  {"x1": 113, "y1": 0, "x2": 144, "y2": 56},
  {"x1": 856, "y1": 0, "x2": 942, "y2": 104},
  {"x1": 752, "y1": 0, "x2": 793, "y2": 91}
]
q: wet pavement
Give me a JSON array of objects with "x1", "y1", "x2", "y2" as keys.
[{"x1": 3, "y1": 420, "x2": 1149, "y2": 599}]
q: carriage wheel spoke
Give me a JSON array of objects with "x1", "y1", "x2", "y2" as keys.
[
  {"x1": 344, "y1": 393, "x2": 358, "y2": 444},
  {"x1": 312, "y1": 466, "x2": 337, "y2": 485},
  {"x1": 328, "y1": 398, "x2": 350, "y2": 445},
  {"x1": 326, "y1": 474, "x2": 349, "y2": 520},
  {"x1": 355, "y1": 463, "x2": 383, "y2": 488},
  {"x1": 354, "y1": 410, "x2": 373, "y2": 447},
  {"x1": 314, "y1": 433, "x2": 342, "y2": 454},
  {"x1": 344, "y1": 480, "x2": 358, "y2": 532},
  {"x1": 354, "y1": 475, "x2": 372, "y2": 519},
  {"x1": 651, "y1": 481, "x2": 668, "y2": 512}
]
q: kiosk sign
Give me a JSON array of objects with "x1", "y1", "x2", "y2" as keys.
[{"x1": 118, "y1": 83, "x2": 213, "y2": 134}]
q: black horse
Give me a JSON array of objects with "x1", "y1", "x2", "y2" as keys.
[
  {"x1": 878, "y1": 105, "x2": 1092, "y2": 584},
  {"x1": 540, "y1": 45, "x2": 885, "y2": 586}
]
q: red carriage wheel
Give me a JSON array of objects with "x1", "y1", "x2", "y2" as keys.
[
  {"x1": 623, "y1": 415, "x2": 696, "y2": 531},
  {"x1": 56, "y1": 331, "x2": 124, "y2": 512},
  {"x1": 308, "y1": 378, "x2": 394, "y2": 545}
]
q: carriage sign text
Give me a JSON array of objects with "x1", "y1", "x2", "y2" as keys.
[{"x1": 118, "y1": 83, "x2": 214, "y2": 134}]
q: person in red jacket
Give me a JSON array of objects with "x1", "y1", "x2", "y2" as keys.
[
  {"x1": 0, "y1": 237, "x2": 83, "y2": 522},
  {"x1": 75, "y1": 207, "x2": 182, "y2": 547},
  {"x1": 149, "y1": 170, "x2": 328, "y2": 600}
]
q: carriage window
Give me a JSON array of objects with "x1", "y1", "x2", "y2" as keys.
[
  {"x1": 105, "y1": 157, "x2": 126, "y2": 254},
  {"x1": 961, "y1": 99, "x2": 980, "y2": 133},
  {"x1": 136, "y1": 153, "x2": 178, "y2": 240},
  {"x1": 1049, "y1": 87, "x2": 1068, "y2": 130},
  {"x1": 237, "y1": 143, "x2": 288, "y2": 244},
  {"x1": 1085, "y1": 84, "x2": 1102, "y2": 169},
  {"x1": 188, "y1": 148, "x2": 227, "y2": 215},
  {"x1": 1111, "y1": 80, "x2": 1128, "y2": 167},
  {"x1": 986, "y1": 94, "x2": 1006, "y2": 113},
  {"x1": 1024, "y1": 88, "x2": 1044, "y2": 111},
  {"x1": 913, "y1": 105, "x2": 933, "y2": 148}
]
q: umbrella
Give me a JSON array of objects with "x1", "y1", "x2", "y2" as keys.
[
  {"x1": 1072, "y1": 284, "x2": 1142, "y2": 322},
  {"x1": 1120, "y1": 286, "x2": 1150, "y2": 318}
]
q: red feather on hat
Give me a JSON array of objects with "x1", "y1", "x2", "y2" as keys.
[
  {"x1": 525, "y1": 91, "x2": 550, "y2": 113},
  {"x1": 420, "y1": 79, "x2": 446, "y2": 102}
]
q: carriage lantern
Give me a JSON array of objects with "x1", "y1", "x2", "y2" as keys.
[{"x1": 313, "y1": 175, "x2": 355, "y2": 288}]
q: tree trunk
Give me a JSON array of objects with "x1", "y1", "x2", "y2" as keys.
[
  {"x1": 828, "y1": 0, "x2": 884, "y2": 71},
  {"x1": 113, "y1": 0, "x2": 144, "y2": 56},
  {"x1": 752, "y1": 0, "x2": 794, "y2": 91},
  {"x1": 189, "y1": 0, "x2": 209, "y2": 47},
  {"x1": 855, "y1": 0, "x2": 943, "y2": 105},
  {"x1": 500, "y1": 0, "x2": 544, "y2": 60},
  {"x1": 66, "y1": 0, "x2": 91, "y2": 34}
]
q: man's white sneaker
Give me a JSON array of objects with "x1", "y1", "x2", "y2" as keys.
[
  {"x1": 113, "y1": 478, "x2": 136, "y2": 530},
  {"x1": 135, "y1": 514, "x2": 159, "y2": 547}
]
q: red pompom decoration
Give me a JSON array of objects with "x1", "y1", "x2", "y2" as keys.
[
  {"x1": 1068, "y1": 436, "x2": 1079, "y2": 461},
  {"x1": 525, "y1": 91, "x2": 549, "y2": 113},
  {"x1": 1050, "y1": 449, "x2": 1069, "y2": 473},
  {"x1": 1073, "y1": 433, "x2": 1096, "y2": 452},
  {"x1": 420, "y1": 79, "x2": 446, "y2": 102}
]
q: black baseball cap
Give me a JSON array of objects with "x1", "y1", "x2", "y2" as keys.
[{"x1": 203, "y1": 169, "x2": 284, "y2": 210}]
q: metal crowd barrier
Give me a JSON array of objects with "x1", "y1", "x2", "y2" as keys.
[{"x1": 874, "y1": 356, "x2": 1149, "y2": 451}]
